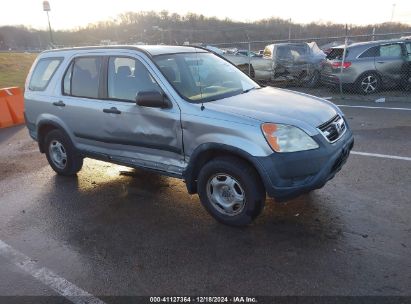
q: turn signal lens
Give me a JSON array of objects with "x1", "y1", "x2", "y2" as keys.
[{"x1": 261, "y1": 123, "x2": 281, "y2": 152}]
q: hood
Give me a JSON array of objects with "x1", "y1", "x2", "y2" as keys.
[{"x1": 204, "y1": 87, "x2": 338, "y2": 131}]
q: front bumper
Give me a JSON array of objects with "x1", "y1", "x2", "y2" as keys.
[{"x1": 253, "y1": 127, "x2": 354, "y2": 201}]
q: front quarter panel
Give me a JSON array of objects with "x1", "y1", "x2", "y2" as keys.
[{"x1": 182, "y1": 109, "x2": 272, "y2": 158}]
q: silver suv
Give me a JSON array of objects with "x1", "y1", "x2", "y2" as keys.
[
  {"x1": 321, "y1": 39, "x2": 411, "y2": 94},
  {"x1": 24, "y1": 45, "x2": 354, "y2": 226}
]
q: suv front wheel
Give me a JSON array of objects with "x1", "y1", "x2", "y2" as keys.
[
  {"x1": 44, "y1": 129, "x2": 83, "y2": 176},
  {"x1": 197, "y1": 156, "x2": 265, "y2": 226}
]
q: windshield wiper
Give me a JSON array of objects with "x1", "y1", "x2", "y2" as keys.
[{"x1": 242, "y1": 87, "x2": 261, "y2": 94}]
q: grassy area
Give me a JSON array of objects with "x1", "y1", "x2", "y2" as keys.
[{"x1": 0, "y1": 52, "x2": 37, "y2": 89}]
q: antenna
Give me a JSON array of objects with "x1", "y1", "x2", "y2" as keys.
[{"x1": 195, "y1": 49, "x2": 205, "y2": 111}]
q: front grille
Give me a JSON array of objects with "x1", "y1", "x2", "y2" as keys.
[{"x1": 318, "y1": 114, "x2": 346, "y2": 143}]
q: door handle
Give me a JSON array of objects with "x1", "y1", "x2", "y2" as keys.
[
  {"x1": 377, "y1": 61, "x2": 385, "y2": 64},
  {"x1": 52, "y1": 100, "x2": 65, "y2": 107},
  {"x1": 103, "y1": 107, "x2": 121, "y2": 114}
]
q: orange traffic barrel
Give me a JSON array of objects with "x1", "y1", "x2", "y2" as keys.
[
  {"x1": 0, "y1": 87, "x2": 25, "y2": 127},
  {"x1": 0, "y1": 89, "x2": 15, "y2": 128}
]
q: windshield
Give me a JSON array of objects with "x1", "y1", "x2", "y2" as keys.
[{"x1": 153, "y1": 52, "x2": 260, "y2": 103}]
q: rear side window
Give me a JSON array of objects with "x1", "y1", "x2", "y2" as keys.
[
  {"x1": 359, "y1": 46, "x2": 379, "y2": 58},
  {"x1": 29, "y1": 58, "x2": 62, "y2": 91},
  {"x1": 63, "y1": 57, "x2": 102, "y2": 99}
]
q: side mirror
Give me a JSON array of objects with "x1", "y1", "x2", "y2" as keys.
[{"x1": 136, "y1": 91, "x2": 170, "y2": 109}]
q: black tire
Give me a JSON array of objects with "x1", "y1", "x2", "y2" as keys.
[
  {"x1": 44, "y1": 129, "x2": 83, "y2": 176},
  {"x1": 197, "y1": 156, "x2": 265, "y2": 226},
  {"x1": 302, "y1": 70, "x2": 321, "y2": 88},
  {"x1": 356, "y1": 72, "x2": 382, "y2": 95}
]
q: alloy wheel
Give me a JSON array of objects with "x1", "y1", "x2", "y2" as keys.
[{"x1": 360, "y1": 75, "x2": 378, "y2": 94}]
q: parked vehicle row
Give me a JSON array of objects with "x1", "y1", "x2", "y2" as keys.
[{"x1": 207, "y1": 37, "x2": 411, "y2": 94}]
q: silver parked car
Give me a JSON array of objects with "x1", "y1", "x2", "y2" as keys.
[
  {"x1": 321, "y1": 39, "x2": 411, "y2": 94},
  {"x1": 24, "y1": 45, "x2": 354, "y2": 226}
]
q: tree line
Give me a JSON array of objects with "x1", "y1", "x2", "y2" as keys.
[{"x1": 1, "y1": 10, "x2": 410, "y2": 51}]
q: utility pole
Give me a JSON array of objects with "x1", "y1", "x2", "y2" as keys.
[
  {"x1": 42, "y1": 1, "x2": 54, "y2": 46},
  {"x1": 288, "y1": 18, "x2": 292, "y2": 42},
  {"x1": 339, "y1": 24, "x2": 349, "y2": 97},
  {"x1": 244, "y1": 31, "x2": 252, "y2": 77}
]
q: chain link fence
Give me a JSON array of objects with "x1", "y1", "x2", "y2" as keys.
[{"x1": 206, "y1": 31, "x2": 411, "y2": 102}]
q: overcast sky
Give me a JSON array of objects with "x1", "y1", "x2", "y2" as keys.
[{"x1": 1, "y1": 0, "x2": 411, "y2": 30}]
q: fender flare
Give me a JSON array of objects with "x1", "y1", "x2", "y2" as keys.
[
  {"x1": 36, "y1": 119, "x2": 74, "y2": 153},
  {"x1": 183, "y1": 143, "x2": 271, "y2": 195}
]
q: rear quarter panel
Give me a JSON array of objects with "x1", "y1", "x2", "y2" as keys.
[{"x1": 24, "y1": 52, "x2": 70, "y2": 136}]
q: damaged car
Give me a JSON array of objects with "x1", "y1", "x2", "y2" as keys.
[
  {"x1": 25, "y1": 45, "x2": 353, "y2": 226},
  {"x1": 221, "y1": 42, "x2": 326, "y2": 87}
]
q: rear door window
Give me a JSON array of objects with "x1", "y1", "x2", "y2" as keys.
[
  {"x1": 29, "y1": 58, "x2": 62, "y2": 91},
  {"x1": 379, "y1": 44, "x2": 402, "y2": 58},
  {"x1": 63, "y1": 57, "x2": 102, "y2": 99}
]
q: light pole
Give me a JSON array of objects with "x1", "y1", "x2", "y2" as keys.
[
  {"x1": 43, "y1": 1, "x2": 54, "y2": 46},
  {"x1": 391, "y1": 3, "x2": 396, "y2": 22}
]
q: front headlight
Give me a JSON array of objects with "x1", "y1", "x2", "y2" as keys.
[{"x1": 261, "y1": 123, "x2": 319, "y2": 153}]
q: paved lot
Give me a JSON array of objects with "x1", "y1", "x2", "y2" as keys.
[
  {"x1": 0, "y1": 99, "x2": 410, "y2": 303},
  {"x1": 284, "y1": 85, "x2": 411, "y2": 103}
]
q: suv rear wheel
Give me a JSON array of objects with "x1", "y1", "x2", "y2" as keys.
[
  {"x1": 357, "y1": 72, "x2": 381, "y2": 94},
  {"x1": 197, "y1": 156, "x2": 265, "y2": 226},
  {"x1": 45, "y1": 129, "x2": 83, "y2": 176}
]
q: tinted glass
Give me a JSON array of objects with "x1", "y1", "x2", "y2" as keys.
[
  {"x1": 406, "y1": 43, "x2": 411, "y2": 61},
  {"x1": 154, "y1": 52, "x2": 259, "y2": 103},
  {"x1": 70, "y1": 57, "x2": 102, "y2": 98},
  {"x1": 326, "y1": 48, "x2": 349, "y2": 60},
  {"x1": 359, "y1": 46, "x2": 379, "y2": 58},
  {"x1": 63, "y1": 62, "x2": 73, "y2": 95},
  {"x1": 29, "y1": 58, "x2": 62, "y2": 91},
  {"x1": 379, "y1": 44, "x2": 402, "y2": 58},
  {"x1": 108, "y1": 57, "x2": 161, "y2": 101}
]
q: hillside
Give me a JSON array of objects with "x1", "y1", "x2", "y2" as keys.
[{"x1": 1, "y1": 11, "x2": 411, "y2": 50}]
